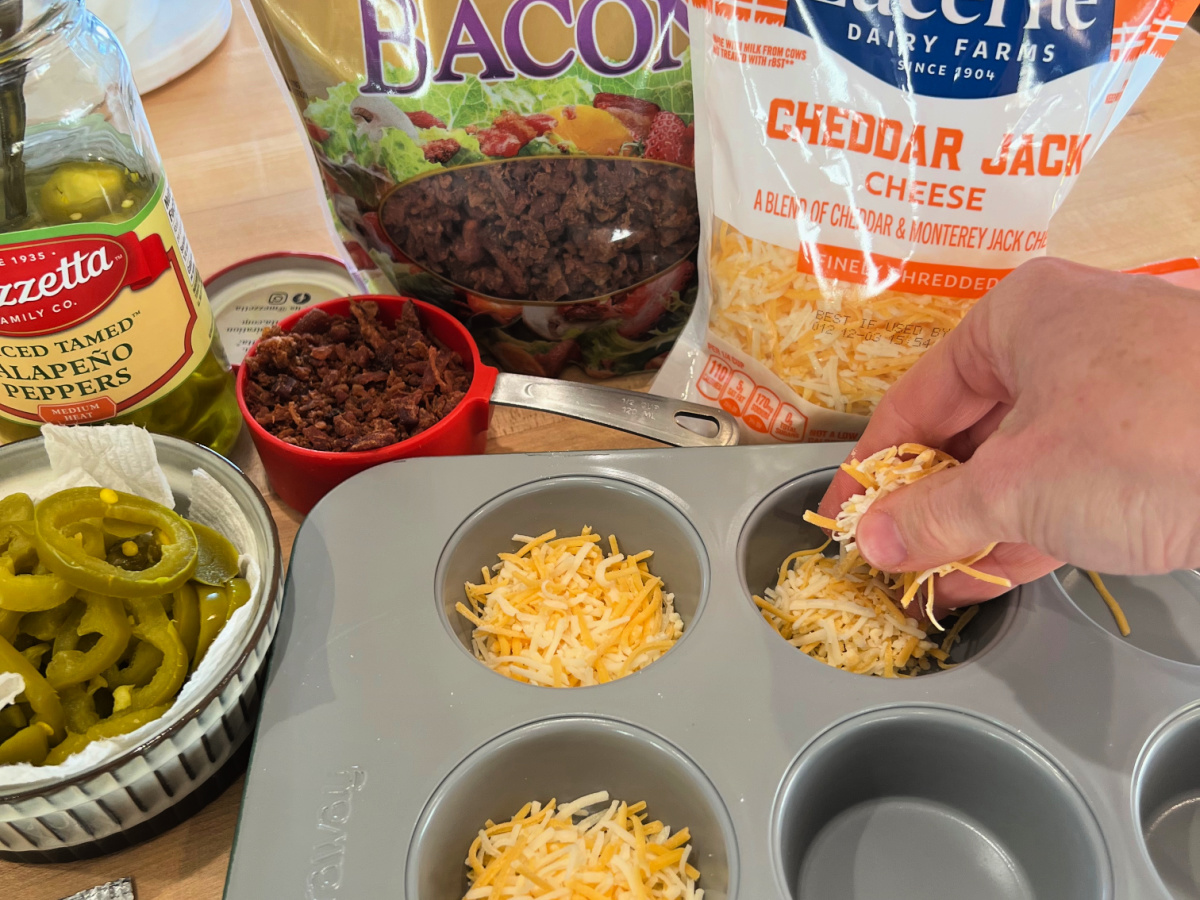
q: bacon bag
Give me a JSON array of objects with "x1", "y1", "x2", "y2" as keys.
[
  {"x1": 654, "y1": 0, "x2": 1199, "y2": 441},
  {"x1": 248, "y1": 0, "x2": 699, "y2": 380}
]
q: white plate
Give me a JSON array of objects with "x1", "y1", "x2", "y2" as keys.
[{"x1": 121, "y1": 0, "x2": 233, "y2": 94}]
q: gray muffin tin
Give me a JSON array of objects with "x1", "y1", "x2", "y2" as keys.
[{"x1": 225, "y1": 443, "x2": 1200, "y2": 899}]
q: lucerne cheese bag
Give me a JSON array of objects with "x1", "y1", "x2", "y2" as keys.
[{"x1": 654, "y1": 0, "x2": 1198, "y2": 441}]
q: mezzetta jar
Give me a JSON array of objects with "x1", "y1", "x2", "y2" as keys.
[{"x1": 0, "y1": 0, "x2": 239, "y2": 452}]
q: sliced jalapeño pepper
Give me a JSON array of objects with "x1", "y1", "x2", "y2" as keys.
[
  {"x1": 44, "y1": 703, "x2": 170, "y2": 767},
  {"x1": 225, "y1": 578, "x2": 252, "y2": 622},
  {"x1": 0, "y1": 555, "x2": 75, "y2": 612},
  {"x1": 0, "y1": 702, "x2": 26, "y2": 743},
  {"x1": 0, "y1": 634, "x2": 65, "y2": 743},
  {"x1": 172, "y1": 582, "x2": 200, "y2": 663},
  {"x1": 0, "y1": 494, "x2": 33, "y2": 524},
  {"x1": 21, "y1": 601, "x2": 74, "y2": 642},
  {"x1": 60, "y1": 683, "x2": 102, "y2": 733},
  {"x1": 191, "y1": 522, "x2": 240, "y2": 586},
  {"x1": 51, "y1": 600, "x2": 84, "y2": 657},
  {"x1": 0, "y1": 521, "x2": 38, "y2": 572},
  {"x1": 193, "y1": 585, "x2": 228, "y2": 671},
  {"x1": 127, "y1": 597, "x2": 187, "y2": 709},
  {"x1": 104, "y1": 639, "x2": 162, "y2": 688},
  {"x1": 20, "y1": 642, "x2": 49, "y2": 670},
  {"x1": 0, "y1": 721, "x2": 54, "y2": 765},
  {"x1": 34, "y1": 487, "x2": 197, "y2": 598},
  {"x1": 0, "y1": 609, "x2": 19, "y2": 644},
  {"x1": 45, "y1": 592, "x2": 132, "y2": 690}
]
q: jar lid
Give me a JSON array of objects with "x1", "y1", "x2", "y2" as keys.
[{"x1": 205, "y1": 253, "x2": 361, "y2": 365}]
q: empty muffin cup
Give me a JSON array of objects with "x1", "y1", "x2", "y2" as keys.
[
  {"x1": 739, "y1": 469, "x2": 1012, "y2": 674},
  {"x1": 773, "y1": 705, "x2": 1110, "y2": 900},
  {"x1": 1056, "y1": 567, "x2": 1200, "y2": 665},
  {"x1": 1135, "y1": 704, "x2": 1200, "y2": 898},
  {"x1": 406, "y1": 715, "x2": 737, "y2": 899}
]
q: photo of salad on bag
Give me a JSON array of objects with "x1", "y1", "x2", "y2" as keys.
[{"x1": 250, "y1": 0, "x2": 697, "y2": 378}]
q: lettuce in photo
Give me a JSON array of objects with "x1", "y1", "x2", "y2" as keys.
[{"x1": 375, "y1": 129, "x2": 439, "y2": 184}]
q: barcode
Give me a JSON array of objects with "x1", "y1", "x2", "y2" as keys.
[{"x1": 163, "y1": 184, "x2": 203, "y2": 298}]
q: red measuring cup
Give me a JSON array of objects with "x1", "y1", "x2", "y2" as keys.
[{"x1": 236, "y1": 295, "x2": 736, "y2": 512}]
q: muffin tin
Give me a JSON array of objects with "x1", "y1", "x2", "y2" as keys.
[{"x1": 226, "y1": 443, "x2": 1200, "y2": 898}]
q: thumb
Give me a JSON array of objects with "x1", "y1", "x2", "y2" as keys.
[{"x1": 856, "y1": 458, "x2": 1016, "y2": 573}]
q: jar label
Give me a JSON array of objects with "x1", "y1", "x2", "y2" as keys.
[{"x1": 0, "y1": 182, "x2": 213, "y2": 426}]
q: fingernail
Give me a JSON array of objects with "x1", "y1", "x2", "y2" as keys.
[{"x1": 858, "y1": 512, "x2": 907, "y2": 569}]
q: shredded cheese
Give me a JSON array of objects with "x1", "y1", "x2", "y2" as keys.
[
  {"x1": 708, "y1": 219, "x2": 969, "y2": 415},
  {"x1": 757, "y1": 548, "x2": 940, "y2": 676},
  {"x1": 464, "y1": 792, "x2": 703, "y2": 900},
  {"x1": 1084, "y1": 570, "x2": 1131, "y2": 636},
  {"x1": 803, "y1": 443, "x2": 1012, "y2": 630},
  {"x1": 459, "y1": 528, "x2": 684, "y2": 687},
  {"x1": 756, "y1": 544, "x2": 976, "y2": 676}
]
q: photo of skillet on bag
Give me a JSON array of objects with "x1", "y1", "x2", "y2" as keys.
[
  {"x1": 372, "y1": 156, "x2": 703, "y2": 380},
  {"x1": 236, "y1": 295, "x2": 736, "y2": 513},
  {"x1": 377, "y1": 157, "x2": 700, "y2": 306}
]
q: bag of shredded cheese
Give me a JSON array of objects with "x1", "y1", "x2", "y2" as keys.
[{"x1": 653, "y1": 0, "x2": 1199, "y2": 442}]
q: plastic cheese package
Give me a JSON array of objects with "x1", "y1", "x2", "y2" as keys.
[{"x1": 654, "y1": 0, "x2": 1199, "y2": 442}]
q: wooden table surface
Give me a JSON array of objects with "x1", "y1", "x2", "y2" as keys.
[{"x1": 2, "y1": 3, "x2": 1199, "y2": 897}]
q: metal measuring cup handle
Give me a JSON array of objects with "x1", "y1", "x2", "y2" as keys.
[{"x1": 489, "y1": 373, "x2": 739, "y2": 448}]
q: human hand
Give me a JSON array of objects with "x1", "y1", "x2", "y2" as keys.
[{"x1": 817, "y1": 257, "x2": 1200, "y2": 609}]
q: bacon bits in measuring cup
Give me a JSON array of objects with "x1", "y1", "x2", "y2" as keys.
[{"x1": 241, "y1": 300, "x2": 470, "y2": 452}]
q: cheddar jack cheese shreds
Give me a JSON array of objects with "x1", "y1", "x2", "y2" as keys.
[
  {"x1": 755, "y1": 545, "x2": 945, "y2": 676},
  {"x1": 804, "y1": 444, "x2": 1012, "y2": 629},
  {"x1": 464, "y1": 792, "x2": 702, "y2": 899},
  {"x1": 755, "y1": 544, "x2": 981, "y2": 676},
  {"x1": 458, "y1": 528, "x2": 683, "y2": 687},
  {"x1": 707, "y1": 220, "x2": 969, "y2": 418},
  {"x1": 1085, "y1": 570, "x2": 1132, "y2": 637}
]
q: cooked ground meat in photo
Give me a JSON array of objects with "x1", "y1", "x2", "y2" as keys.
[
  {"x1": 380, "y1": 158, "x2": 699, "y2": 303},
  {"x1": 243, "y1": 300, "x2": 471, "y2": 452}
]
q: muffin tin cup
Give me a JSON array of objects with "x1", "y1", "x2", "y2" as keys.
[
  {"x1": 436, "y1": 475, "x2": 710, "y2": 683},
  {"x1": 1055, "y1": 566, "x2": 1200, "y2": 666},
  {"x1": 0, "y1": 435, "x2": 282, "y2": 861},
  {"x1": 772, "y1": 705, "x2": 1111, "y2": 899},
  {"x1": 1135, "y1": 703, "x2": 1200, "y2": 898},
  {"x1": 227, "y1": 444, "x2": 1200, "y2": 898},
  {"x1": 738, "y1": 468, "x2": 1015, "y2": 673},
  {"x1": 407, "y1": 715, "x2": 737, "y2": 898}
]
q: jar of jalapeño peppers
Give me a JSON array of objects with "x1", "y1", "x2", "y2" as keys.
[{"x1": 0, "y1": 0, "x2": 240, "y2": 453}]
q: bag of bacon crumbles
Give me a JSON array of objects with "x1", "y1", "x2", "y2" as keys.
[
  {"x1": 653, "y1": 0, "x2": 1199, "y2": 442},
  {"x1": 248, "y1": 0, "x2": 698, "y2": 379}
]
